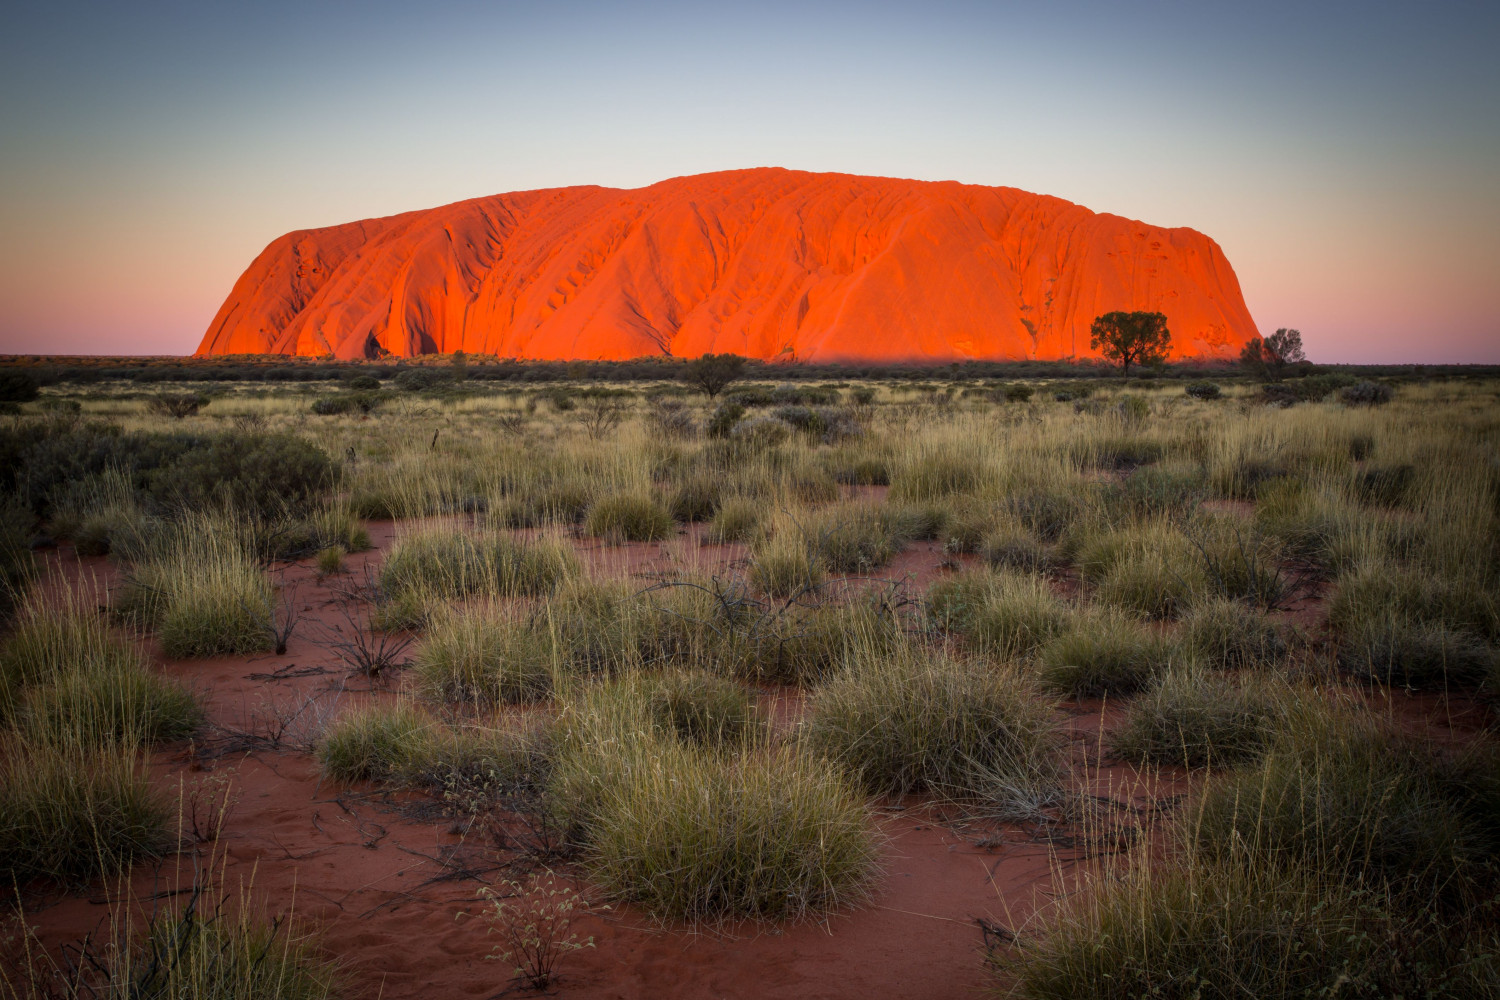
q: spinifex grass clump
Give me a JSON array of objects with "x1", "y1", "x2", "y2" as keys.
[
  {"x1": 114, "y1": 520, "x2": 275, "y2": 659},
  {"x1": 1108, "y1": 667, "x2": 1294, "y2": 769},
  {"x1": 413, "y1": 605, "x2": 553, "y2": 706},
  {"x1": 1178, "y1": 597, "x2": 1288, "y2": 669},
  {"x1": 381, "y1": 527, "x2": 577, "y2": 600},
  {"x1": 549, "y1": 678, "x2": 878, "y2": 922},
  {"x1": 928, "y1": 569, "x2": 1072, "y2": 658},
  {"x1": 1038, "y1": 608, "x2": 1181, "y2": 696},
  {"x1": 4, "y1": 879, "x2": 343, "y2": 999},
  {"x1": 806, "y1": 647, "x2": 1063, "y2": 813},
  {"x1": 317, "y1": 703, "x2": 433, "y2": 784},
  {"x1": 582, "y1": 491, "x2": 675, "y2": 543},
  {"x1": 889, "y1": 448, "x2": 984, "y2": 503},
  {"x1": 1079, "y1": 522, "x2": 1205, "y2": 619},
  {"x1": 997, "y1": 858, "x2": 1496, "y2": 999},
  {"x1": 705, "y1": 497, "x2": 761, "y2": 543},
  {"x1": 0, "y1": 734, "x2": 168, "y2": 886},
  {"x1": 802, "y1": 501, "x2": 913, "y2": 573},
  {"x1": 1329, "y1": 559, "x2": 1498, "y2": 689},
  {"x1": 20, "y1": 667, "x2": 201, "y2": 747},
  {"x1": 1187, "y1": 710, "x2": 1500, "y2": 907},
  {"x1": 645, "y1": 670, "x2": 760, "y2": 746},
  {"x1": 749, "y1": 530, "x2": 823, "y2": 598},
  {"x1": 2, "y1": 595, "x2": 201, "y2": 745}
]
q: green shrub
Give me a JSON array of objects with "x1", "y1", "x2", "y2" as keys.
[
  {"x1": 583, "y1": 492, "x2": 675, "y2": 543},
  {"x1": 1340, "y1": 380, "x2": 1393, "y2": 405},
  {"x1": 318, "y1": 703, "x2": 432, "y2": 784},
  {"x1": 803, "y1": 502, "x2": 910, "y2": 573},
  {"x1": 807, "y1": 651, "x2": 1062, "y2": 811},
  {"x1": 0, "y1": 370, "x2": 40, "y2": 402},
  {"x1": 1038, "y1": 610, "x2": 1179, "y2": 696},
  {"x1": 1184, "y1": 381, "x2": 1221, "y2": 399},
  {"x1": 1179, "y1": 597, "x2": 1288, "y2": 669},
  {"x1": 413, "y1": 607, "x2": 553, "y2": 705},
  {"x1": 144, "y1": 431, "x2": 336, "y2": 515},
  {"x1": 0, "y1": 736, "x2": 168, "y2": 885}
]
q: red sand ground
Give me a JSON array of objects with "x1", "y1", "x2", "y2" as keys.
[
  {"x1": 15, "y1": 524, "x2": 1489, "y2": 999},
  {"x1": 194, "y1": 168, "x2": 1259, "y2": 364}
]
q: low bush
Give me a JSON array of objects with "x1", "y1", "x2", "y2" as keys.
[
  {"x1": 0, "y1": 370, "x2": 40, "y2": 402},
  {"x1": 1340, "y1": 380, "x2": 1393, "y2": 405},
  {"x1": 807, "y1": 651, "x2": 1062, "y2": 811},
  {"x1": 583, "y1": 492, "x2": 675, "y2": 543},
  {"x1": 145, "y1": 431, "x2": 336, "y2": 515},
  {"x1": 1183, "y1": 381, "x2": 1221, "y2": 399}
]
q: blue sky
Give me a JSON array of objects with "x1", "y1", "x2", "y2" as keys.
[{"x1": 1, "y1": 0, "x2": 1496, "y2": 360}]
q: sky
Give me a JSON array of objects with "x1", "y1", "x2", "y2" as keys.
[{"x1": 0, "y1": 0, "x2": 1496, "y2": 362}]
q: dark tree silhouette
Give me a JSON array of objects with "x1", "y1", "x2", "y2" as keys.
[
  {"x1": 1089, "y1": 312, "x2": 1172, "y2": 375},
  {"x1": 682, "y1": 353, "x2": 746, "y2": 399},
  {"x1": 1239, "y1": 328, "x2": 1307, "y2": 382}
]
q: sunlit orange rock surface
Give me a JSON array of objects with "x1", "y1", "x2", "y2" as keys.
[{"x1": 195, "y1": 168, "x2": 1258, "y2": 362}]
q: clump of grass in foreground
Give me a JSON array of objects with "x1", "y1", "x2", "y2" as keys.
[
  {"x1": 802, "y1": 501, "x2": 911, "y2": 572},
  {"x1": 1037, "y1": 609, "x2": 1180, "y2": 696},
  {"x1": 1108, "y1": 667, "x2": 1294, "y2": 769},
  {"x1": 317, "y1": 703, "x2": 433, "y2": 784},
  {"x1": 583, "y1": 491, "x2": 674, "y2": 543},
  {"x1": 20, "y1": 668, "x2": 201, "y2": 747},
  {"x1": 997, "y1": 858, "x2": 1499, "y2": 1000},
  {"x1": 1, "y1": 597, "x2": 142, "y2": 714},
  {"x1": 0, "y1": 734, "x2": 168, "y2": 886},
  {"x1": 645, "y1": 671, "x2": 760, "y2": 746},
  {"x1": 749, "y1": 531, "x2": 823, "y2": 597},
  {"x1": 1188, "y1": 710, "x2": 1500, "y2": 907},
  {"x1": 705, "y1": 497, "x2": 760, "y2": 543},
  {"x1": 116, "y1": 527, "x2": 274, "y2": 660},
  {"x1": 413, "y1": 606, "x2": 553, "y2": 706},
  {"x1": 805, "y1": 648, "x2": 1063, "y2": 814},
  {"x1": 576, "y1": 735, "x2": 878, "y2": 922},
  {"x1": 928, "y1": 570, "x2": 1072, "y2": 659},
  {"x1": 380, "y1": 527, "x2": 577, "y2": 600},
  {"x1": 1178, "y1": 597, "x2": 1288, "y2": 669},
  {"x1": 5, "y1": 883, "x2": 341, "y2": 1000},
  {"x1": 547, "y1": 678, "x2": 877, "y2": 922}
]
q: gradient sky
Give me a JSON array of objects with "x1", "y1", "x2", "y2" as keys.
[{"x1": 1, "y1": 0, "x2": 1496, "y2": 362}]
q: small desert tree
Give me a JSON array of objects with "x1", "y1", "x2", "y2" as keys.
[
  {"x1": 1090, "y1": 312, "x2": 1171, "y2": 375},
  {"x1": 1239, "y1": 328, "x2": 1307, "y2": 382},
  {"x1": 683, "y1": 353, "x2": 746, "y2": 399}
]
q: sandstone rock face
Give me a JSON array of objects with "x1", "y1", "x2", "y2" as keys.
[{"x1": 195, "y1": 168, "x2": 1258, "y2": 362}]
